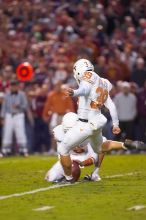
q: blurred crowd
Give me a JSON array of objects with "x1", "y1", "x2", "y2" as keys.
[{"x1": 0, "y1": 0, "x2": 146, "y2": 155}]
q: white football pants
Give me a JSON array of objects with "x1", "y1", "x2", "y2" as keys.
[
  {"x1": 2, "y1": 113, "x2": 27, "y2": 154},
  {"x1": 58, "y1": 113, "x2": 107, "y2": 155}
]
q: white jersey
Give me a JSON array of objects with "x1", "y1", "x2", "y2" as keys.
[{"x1": 73, "y1": 71, "x2": 119, "y2": 127}]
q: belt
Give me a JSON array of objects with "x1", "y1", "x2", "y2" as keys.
[{"x1": 79, "y1": 118, "x2": 88, "y2": 123}]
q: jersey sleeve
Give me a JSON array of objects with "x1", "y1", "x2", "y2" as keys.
[
  {"x1": 103, "y1": 78, "x2": 113, "y2": 92},
  {"x1": 104, "y1": 95, "x2": 119, "y2": 127},
  {"x1": 73, "y1": 80, "x2": 92, "y2": 97},
  {"x1": 108, "y1": 81, "x2": 113, "y2": 92}
]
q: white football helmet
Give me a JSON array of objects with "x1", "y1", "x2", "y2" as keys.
[
  {"x1": 73, "y1": 59, "x2": 94, "y2": 82},
  {"x1": 62, "y1": 112, "x2": 79, "y2": 132}
]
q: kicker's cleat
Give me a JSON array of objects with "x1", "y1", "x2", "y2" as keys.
[
  {"x1": 91, "y1": 173, "x2": 101, "y2": 182},
  {"x1": 84, "y1": 173, "x2": 101, "y2": 182},
  {"x1": 124, "y1": 139, "x2": 146, "y2": 151}
]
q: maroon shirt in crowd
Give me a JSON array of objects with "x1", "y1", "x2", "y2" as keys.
[{"x1": 137, "y1": 88, "x2": 146, "y2": 117}]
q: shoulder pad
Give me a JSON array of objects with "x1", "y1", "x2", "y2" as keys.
[{"x1": 101, "y1": 78, "x2": 113, "y2": 91}]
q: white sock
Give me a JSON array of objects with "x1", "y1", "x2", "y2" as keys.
[
  {"x1": 122, "y1": 143, "x2": 127, "y2": 150},
  {"x1": 92, "y1": 167, "x2": 99, "y2": 175}
]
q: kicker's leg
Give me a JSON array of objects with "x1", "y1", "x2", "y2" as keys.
[{"x1": 101, "y1": 140, "x2": 126, "y2": 152}]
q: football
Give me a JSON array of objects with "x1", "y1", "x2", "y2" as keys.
[{"x1": 71, "y1": 161, "x2": 81, "y2": 182}]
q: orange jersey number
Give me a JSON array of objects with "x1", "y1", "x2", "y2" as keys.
[
  {"x1": 90, "y1": 87, "x2": 108, "y2": 109},
  {"x1": 82, "y1": 72, "x2": 92, "y2": 80}
]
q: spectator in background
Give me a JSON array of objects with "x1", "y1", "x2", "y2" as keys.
[
  {"x1": 119, "y1": 43, "x2": 137, "y2": 72},
  {"x1": 130, "y1": 82, "x2": 139, "y2": 95},
  {"x1": 94, "y1": 56, "x2": 107, "y2": 78},
  {"x1": 0, "y1": 87, "x2": 4, "y2": 152},
  {"x1": 137, "y1": 80, "x2": 146, "y2": 142},
  {"x1": 114, "y1": 82, "x2": 137, "y2": 141},
  {"x1": 1, "y1": 80, "x2": 28, "y2": 156},
  {"x1": 31, "y1": 83, "x2": 50, "y2": 154},
  {"x1": 105, "y1": 57, "x2": 123, "y2": 83},
  {"x1": 24, "y1": 83, "x2": 36, "y2": 154},
  {"x1": 0, "y1": 0, "x2": 146, "y2": 145},
  {"x1": 1, "y1": 65, "x2": 12, "y2": 90},
  {"x1": 43, "y1": 81, "x2": 75, "y2": 155},
  {"x1": 131, "y1": 58, "x2": 146, "y2": 88},
  {"x1": 52, "y1": 62, "x2": 68, "y2": 85}
]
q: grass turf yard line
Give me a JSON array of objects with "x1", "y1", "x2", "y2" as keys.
[
  {"x1": 33, "y1": 206, "x2": 55, "y2": 211},
  {"x1": 0, "y1": 172, "x2": 140, "y2": 201},
  {"x1": 127, "y1": 205, "x2": 146, "y2": 211},
  {"x1": 0, "y1": 183, "x2": 79, "y2": 200},
  {"x1": 0, "y1": 155, "x2": 146, "y2": 220},
  {"x1": 104, "y1": 171, "x2": 140, "y2": 179}
]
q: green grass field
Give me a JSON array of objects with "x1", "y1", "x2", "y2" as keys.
[{"x1": 0, "y1": 154, "x2": 146, "y2": 220}]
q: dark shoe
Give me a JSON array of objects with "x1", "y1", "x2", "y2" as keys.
[
  {"x1": 19, "y1": 152, "x2": 29, "y2": 157},
  {"x1": 2, "y1": 152, "x2": 12, "y2": 157},
  {"x1": 124, "y1": 139, "x2": 146, "y2": 150},
  {"x1": 84, "y1": 174, "x2": 92, "y2": 181}
]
